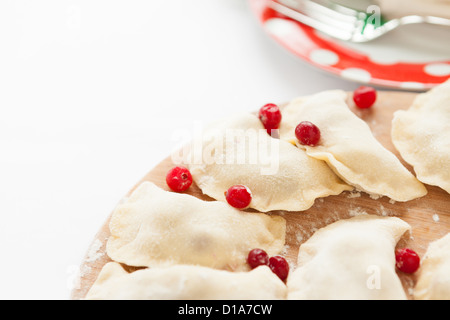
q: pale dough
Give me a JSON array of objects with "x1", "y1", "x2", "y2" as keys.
[
  {"x1": 414, "y1": 233, "x2": 450, "y2": 300},
  {"x1": 187, "y1": 113, "x2": 352, "y2": 212},
  {"x1": 287, "y1": 214, "x2": 411, "y2": 300},
  {"x1": 86, "y1": 262, "x2": 287, "y2": 300},
  {"x1": 106, "y1": 181, "x2": 286, "y2": 270},
  {"x1": 392, "y1": 79, "x2": 450, "y2": 194},
  {"x1": 279, "y1": 90, "x2": 427, "y2": 202}
]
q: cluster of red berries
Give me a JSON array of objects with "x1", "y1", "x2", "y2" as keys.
[
  {"x1": 259, "y1": 102, "x2": 322, "y2": 147},
  {"x1": 258, "y1": 86, "x2": 378, "y2": 148},
  {"x1": 166, "y1": 87, "x2": 378, "y2": 205},
  {"x1": 166, "y1": 165, "x2": 253, "y2": 209},
  {"x1": 166, "y1": 167, "x2": 253, "y2": 209},
  {"x1": 247, "y1": 248, "x2": 290, "y2": 282},
  {"x1": 165, "y1": 88, "x2": 421, "y2": 282}
]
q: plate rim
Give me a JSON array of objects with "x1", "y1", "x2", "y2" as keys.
[{"x1": 248, "y1": 0, "x2": 450, "y2": 91}]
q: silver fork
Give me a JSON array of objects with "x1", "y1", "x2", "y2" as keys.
[{"x1": 269, "y1": 0, "x2": 450, "y2": 43}]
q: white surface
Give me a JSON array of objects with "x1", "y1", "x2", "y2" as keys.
[{"x1": 0, "y1": 0, "x2": 360, "y2": 300}]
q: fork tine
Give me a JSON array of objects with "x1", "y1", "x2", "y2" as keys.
[
  {"x1": 272, "y1": 0, "x2": 362, "y2": 32},
  {"x1": 301, "y1": 0, "x2": 360, "y2": 23},
  {"x1": 269, "y1": 1, "x2": 362, "y2": 34},
  {"x1": 298, "y1": 1, "x2": 361, "y2": 31},
  {"x1": 323, "y1": 0, "x2": 365, "y2": 18},
  {"x1": 268, "y1": 0, "x2": 356, "y2": 40}
]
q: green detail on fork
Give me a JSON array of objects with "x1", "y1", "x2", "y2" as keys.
[
  {"x1": 327, "y1": 0, "x2": 387, "y2": 35},
  {"x1": 361, "y1": 11, "x2": 387, "y2": 34}
]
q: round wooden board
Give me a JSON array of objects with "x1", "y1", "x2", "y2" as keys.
[{"x1": 71, "y1": 91, "x2": 450, "y2": 300}]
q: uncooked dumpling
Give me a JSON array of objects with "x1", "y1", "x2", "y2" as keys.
[
  {"x1": 279, "y1": 90, "x2": 427, "y2": 202},
  {"x1": 86, "y1": 262, "x2": 287, "y2": 300},
  {"x1": 287, "y1": 214, "x2": 410, "y2": 300},
  {"x1": 106, "y1": 181, "x2": 286, "y2": 271},
  {"x1": 414, "y1": 233, "x2": 450, "y2": 300},
  {"x1": 186, "y1": 113, "x2": 351, "y2": 212},
  {"x1": 392, "y1": 79, "x2": 450, "y2": 194}
]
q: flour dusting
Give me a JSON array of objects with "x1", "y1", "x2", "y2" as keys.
[
  {"x1": 376, "y1": 204, "x2": 390, "y2": 217},
  {"x1": 348, "y1": 207, "x2": 368, "y2": 217},
  {"x1": 296, "y1": 232, "x2": 304, "y2": 244},
  {"x1": 86, "y1": 239, "x2": 104, "y2": 263},
  {"x1": 369, "y1": 193, "x2": 382, "y2": 200},
  {"x1": 347, "y1": 191, "x2": 361, "y2": 199}
]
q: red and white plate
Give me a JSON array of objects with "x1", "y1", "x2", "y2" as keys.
[{"x1": 249, "y1": 0, "x2": 450, "y2": 91}]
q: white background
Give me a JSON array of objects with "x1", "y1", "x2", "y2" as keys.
[{"x1": 0, "y1": 0, "x2": 372, "y2": 299}]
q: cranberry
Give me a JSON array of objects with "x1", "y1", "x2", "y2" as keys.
[
  {"x1": 225, "y1": 185, "x2": 252, "y2": 209},
  {"x1": 166, "y1": 166, "x2": 193, "y2": 193},
  {"x1": 259, "y1": 103, "x2": 282, "y2": 135},
  {"x1": 353, "y1": 86, "x2": 377, "y2": 109},
  {"x1": 295, "y1": 121, "x2": 321, "y2": 147},
  {"x1": 269, "y1": 256, "x2": 290, "y2": 281},
  {"x1": 247, "y1": 249, "x2": 269, "y2": 269},
  {"x1": 395, "y1": 248, "x2": 420, "y2": 274}
]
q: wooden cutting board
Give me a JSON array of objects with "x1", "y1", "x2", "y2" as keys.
[{"x1": 71, "y1": 91, "x2": 450, "y2": 300}]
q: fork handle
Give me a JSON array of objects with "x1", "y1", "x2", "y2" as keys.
[{"x1": 399, "y1": 15, "x2": 450, "y2": 27}]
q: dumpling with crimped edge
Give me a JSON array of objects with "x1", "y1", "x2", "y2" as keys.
[
  {"x1": 186, "y1": 113, "x2": 352, "y2": 213},
  {"x1": 414, "y1": 233, "x2": 450, "y2": 300},
  {"x1": 86, "y1": 262, "x2": 287, "y2": 300},
  {"x1": 106, "y1": 181, "x2": 286, "y2": 271},
  {"x1": 279, "y1": 90, "x2": 428, "y2": 202},
  {"x1": 287, "y1": 214, "x2": 411, "y2": 300},
  {"x1": 392, "y1": 79, "x2": 450, "y2": 194}
]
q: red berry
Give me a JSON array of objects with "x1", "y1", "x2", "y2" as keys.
[
  {"x1": 247, "y1": 249, "x2": 269, "y2": 269},
  {"x1": 395, "y1": 248, "x2": 420, "y2": 274},
  {"x1": 353, "y1": 86, "x2": 377, "y2": 109},
  {"x1": 225, "y1": 185, "x2": 252, "y2": 209},
  {"x1": 166, "y1": 166, "x2": 193, "y2": 192},
  {"x1": 295, "y1": 121, "x2": 321, "y2": 146},
  {"x1": 269, "y1": 256, "x2": 289, "y2": 281},
  {"x1": 259, "y1": 103, "x2": 282, "y2": 134}
]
